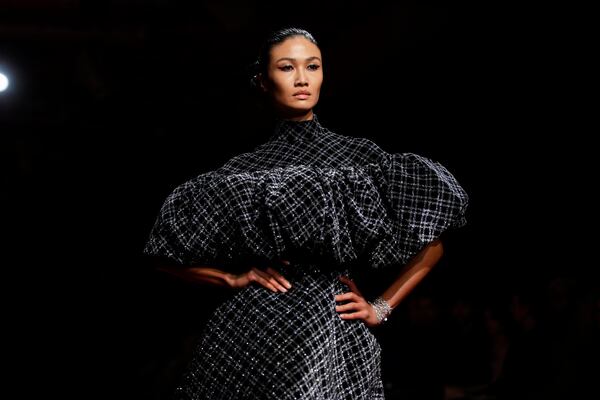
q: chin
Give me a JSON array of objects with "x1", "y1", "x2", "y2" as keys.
[
  {"x1": 289, "y1": 101, "x2": 316, "y2": 112},
  {"x1": 277, "y1": 105, "x2": 312, "y2": 115}
]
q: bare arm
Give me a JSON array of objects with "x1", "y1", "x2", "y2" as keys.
[
  {"x1": 335, "y1": 238, "x2": 444, "y2": 327},
  {"x1": 151, "y1": 259, "x2": 293, "y2": 292},
  {"x1": 380, "y1": 238, "x2": 444, "y2": 309},
  {"x1": 156, "y1": 264, "x2": 235, "y2": 288}
]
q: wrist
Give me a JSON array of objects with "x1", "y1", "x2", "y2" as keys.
[
  {"x1": 369, "y1": 296, "x2": 393, "y2": 323},
  {"x1": 223, "y1": 273, "x2": 237, "y2": 288}
]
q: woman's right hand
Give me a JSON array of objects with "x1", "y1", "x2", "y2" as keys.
[{"x1": 225, "y1": 260, "x2": 292, "y2": 292}]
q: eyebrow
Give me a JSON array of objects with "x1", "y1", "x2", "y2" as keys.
[{"x1": 275, "y1": 56, "x2": 322, "y2": 63}]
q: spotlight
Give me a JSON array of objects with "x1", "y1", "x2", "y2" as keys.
[{"x1": 0, "y1": 72, "x2": 9, "y2": 92}]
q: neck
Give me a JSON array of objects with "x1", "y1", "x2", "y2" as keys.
[{"x1": 275, "y1": 108, "x2": 314, "y2": 121}]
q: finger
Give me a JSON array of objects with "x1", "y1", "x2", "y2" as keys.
[
  {"x1": 339, "y1": 275, "x2": 363, "y2": 297},
  {"x1": 335, "y1": 302, "x2": 361, "y2": 312},
  {"x1": 339, "y1": 275, "x2": 361, "y2": 295},
  {"x1": 339, "y1": 310, "x2": 369, "y2": 320},
  {"x1": 266, "y1": 267, "x2": 292, "y2": 289},
  {"x1": 250, "y1": 268, "x2": 278, "y2": 292},
  {"x1": 334, "y1": 292, "x2": 358, "y2": 302},
  {"x1": 260, "y1": 269, "x2": 288, "y2": 292},
  {"x1": 254, "y1": 268, "x2": 286, "y2": 292}
]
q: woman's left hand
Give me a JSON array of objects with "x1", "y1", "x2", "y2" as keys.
[{"x1": 335, "y1": 275, "x2": 381, "y2": 328}]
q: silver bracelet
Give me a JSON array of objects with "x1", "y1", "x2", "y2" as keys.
[{"x1": 369, "y1": 296, "x2": 392, "y2": 323}]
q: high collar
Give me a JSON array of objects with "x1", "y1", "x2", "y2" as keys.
[{"x1": 268, "y1": 114, "x2": 326, "y2": 143}]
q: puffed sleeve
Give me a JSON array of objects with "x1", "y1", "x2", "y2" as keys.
[
  {"x1": 142, "y1": 172, "x2": 240, "y2": 265},
  {"x1": 365, "y1": 152, "x2": 469, "y2": 267},
  {"x1": 143, "y1": 155, "x2": 468, "y2": 269}
]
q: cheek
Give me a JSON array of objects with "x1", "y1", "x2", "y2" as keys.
[
  {"x1": 271, "y1": 75, "x2": 292, "y2": 93},
  {"x1": 272, "y1": 86, "x2": 293, "y2": 104},
  {"x1": 314, "y1": 72, "x2": 324, "y2": 87},
  {"x1": 312, "y1": 81, "x2": 322, "y2": 100}
]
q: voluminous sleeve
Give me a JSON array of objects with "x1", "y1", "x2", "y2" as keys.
[{"x1": 143, "y1": 153, "x2": 468, "y2": 268}]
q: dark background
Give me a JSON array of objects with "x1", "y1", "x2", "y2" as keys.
[{"x1": 2, "y1": 1, "x2": 595, "y2": 399}]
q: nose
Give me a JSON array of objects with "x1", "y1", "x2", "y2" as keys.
[{"x1": 294, "y1": 68, "x2": 308, "y2": 86}]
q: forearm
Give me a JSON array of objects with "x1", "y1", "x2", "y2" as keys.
[
  {"x1": 156, "y1": 264, "x2": 235, "y2": 288},
  {"x1": 379, "y1": 239, "x2": 444, "y2": 310}
]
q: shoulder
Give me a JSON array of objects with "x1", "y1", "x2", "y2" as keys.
[
  {"x1": 216, "y1": 143, "x2": 278, "y2": 173},
  {"x1": 351, "y1": 135, "x2": 389, "y2": 154},
  {"x1": 328, "y1": 126, "x2": 388, "y2": 151},
  {"x1": 323, "y1": 129, "x2": 390, "y2": 164},
  {"x1": 217, "y1": 152, "x2": 256, "y2": 173}
]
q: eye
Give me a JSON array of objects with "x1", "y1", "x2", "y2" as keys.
[
  {"x1": 279, "y1": 65, "x2": 293, "y2": 71},
  {"x1": 308, "y1": 64, "x2": 321, "y2": 71}
]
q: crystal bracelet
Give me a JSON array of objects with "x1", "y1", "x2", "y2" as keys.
[{"x1": 369, "y1": 296, "x2": 393, "y2": 323}]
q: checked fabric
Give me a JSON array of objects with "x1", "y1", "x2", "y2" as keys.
[{"x1": 143, "y1": 114, "x2": 469, "y2": 399}]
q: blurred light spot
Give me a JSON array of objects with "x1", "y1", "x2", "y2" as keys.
[{"x1": 0, "y1": 72, "x2": 9, "y2": 92}]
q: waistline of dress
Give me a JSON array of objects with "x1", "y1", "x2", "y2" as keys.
[{"x1": 276, "y1": 258, "x2": 353, "y2": 280}]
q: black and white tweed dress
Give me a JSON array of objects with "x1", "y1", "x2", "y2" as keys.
[{"x1": 143, "y1": 115, "x2": 469, "y2": 399}]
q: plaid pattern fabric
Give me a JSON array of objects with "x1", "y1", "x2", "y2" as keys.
[
  {"x1": 143, "y1": 115, "x2": 468, "y2": 399},
  {"x1": 173, "y1": 263, "x2": 385, "y2": 400},
  {"x1": 143, "y1": 114, "x2": 468, "y2": 269}
]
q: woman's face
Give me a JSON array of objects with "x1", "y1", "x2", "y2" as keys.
[{"x1": 260, "y1": 36, "x2": 323, "y2": 120}]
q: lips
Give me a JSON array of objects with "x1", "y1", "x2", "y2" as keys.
[{"x1": 293, "y1": 91, "x2": 311, "y2": 96}]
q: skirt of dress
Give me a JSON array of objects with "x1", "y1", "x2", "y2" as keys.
[{"x1": 173, "y1": 261, "x2": 385, "y2": 400}]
